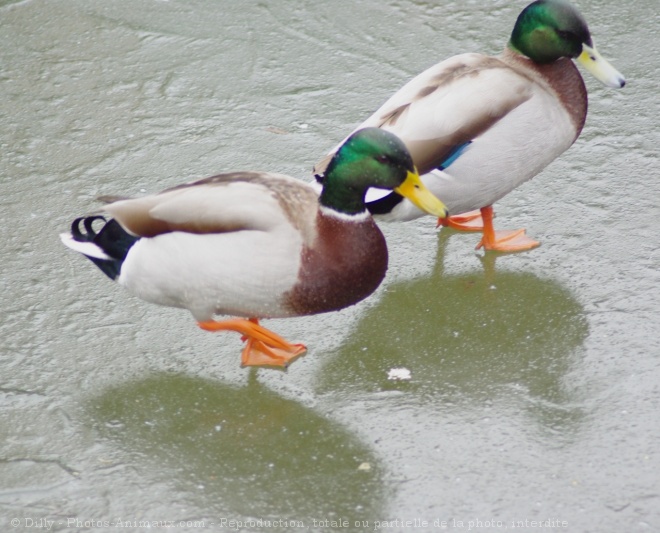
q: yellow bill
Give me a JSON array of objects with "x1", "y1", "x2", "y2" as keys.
[
  {"x1": 577, "y1": 43, "x2": 625, "y2": 89},
  {"x1": 394, "y1": 169, "x2": 448, "y2": 219}
]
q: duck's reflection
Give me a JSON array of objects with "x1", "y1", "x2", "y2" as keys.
[
  {"x1": 87, "y1": 373, "x2": 386, "y2": 523},
  {"x1": 316, "y1": 231, "x2": 589, "y2": 433}
]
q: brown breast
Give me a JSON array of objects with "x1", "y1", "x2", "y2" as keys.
[
  {"x1": 500, "y1": 48, "x2": 588, "y2": 140},
  {"x1": 285, "y1": 212, "x2": 388, "y2": 316}
]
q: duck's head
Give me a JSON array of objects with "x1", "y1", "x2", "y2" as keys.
[
  {"x1": 509, "y1": 0, "x2": 625, "y2": 88},
  {"x1": 320, "y1": 128, "x2": 448, "y2": 218}
]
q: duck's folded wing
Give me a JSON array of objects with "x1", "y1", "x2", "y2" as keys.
[
  {"x1": 315, "y1": 53, "x2": 533, "y2": 176},
  {"x1": 103, "y1": 172, "x2": 314, "y2": 238}
]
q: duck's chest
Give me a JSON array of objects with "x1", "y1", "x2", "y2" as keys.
[
  {"x1": 285, "y1": 213, "x2": 388, "y2": 316},
  {"x1": 507, "y1": 55, "x2": 588, "y2": 139}
]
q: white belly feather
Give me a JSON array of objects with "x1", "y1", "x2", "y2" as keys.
[
  {"x1": 379, "y1": 88, "x2": 576, "y2": 221},
  {"x1": 118, "y1": 223, "x2": 303, "y2": 321}
]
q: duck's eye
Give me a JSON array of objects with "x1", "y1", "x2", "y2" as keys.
[{"x1": 375, "y1": 155, "x2": 391, "y2": 164}]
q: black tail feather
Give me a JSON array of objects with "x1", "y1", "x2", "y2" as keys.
[{"x1": 71, "y1": 217, "x2": 139, "y2": 280}]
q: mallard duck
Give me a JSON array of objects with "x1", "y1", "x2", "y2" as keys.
[
  {"x1": 314, "y1": 0, "x2": 625, "y2": 252},
  {"x1": 61, "y1": 128, "x2": 448, "y2": 368}
]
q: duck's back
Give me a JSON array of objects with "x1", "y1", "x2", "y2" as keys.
[
  {"x1": 324, "y1": 51, "x2": 587, "y2": 219},
  {"x1": 114, "y1": 173, "x2": 320, "y2": 321},
  {"x1": 114, "y1": 172, "x2": 388, "y2": 320},
  {"x1": 431, "y1": 50, "x2": 586, "y2": 214}
]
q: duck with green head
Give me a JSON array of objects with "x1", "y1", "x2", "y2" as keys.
[
  {"x1": 314, "y1": 0, "x2": 625, "y2": 251},
  {"x1": 60, "y1": 128, "x2": 447, "y2": 368}
]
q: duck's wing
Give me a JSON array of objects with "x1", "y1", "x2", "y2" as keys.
[
  {"x1": 103, "y1": 172, "x2": 319, "y2": 242},
  {"x1": 315, "y1": 53, "x2": 534, "y2": 177}
]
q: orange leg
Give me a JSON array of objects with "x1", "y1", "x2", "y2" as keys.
[
  {"x1": 198, "y1": 318, "x2": 306, "y2": 368},
  {"x1": 475, "y1": 205, "x2": 540, "y2": 252}
]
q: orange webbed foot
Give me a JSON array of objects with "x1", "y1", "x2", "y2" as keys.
[
  {"x1": 474, "y1": 205, "x2": 540, "y2": 252},
  {"x1": 437, "y1": 209, "x2": 484, "y2": 231},
  {"x1": 240, "y1": 338, "x2": 306, "y2": 368},
  {"x1": 475, "y1": 229, "x2": 540, "y2": 252},
  {"x1": 198, "y1": 318, "x2": 306, "y2": 368}
]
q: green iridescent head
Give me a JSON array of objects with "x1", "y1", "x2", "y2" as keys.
[
  {"x1": 508, "y1": 0, "x2": 625, "y2": 88},
  {"x1": 509, "y1": 0, "x2": 590, "y2": 62},
  {"x1": 320, "y1": 128, "x2": 448, "y2": 218}
]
